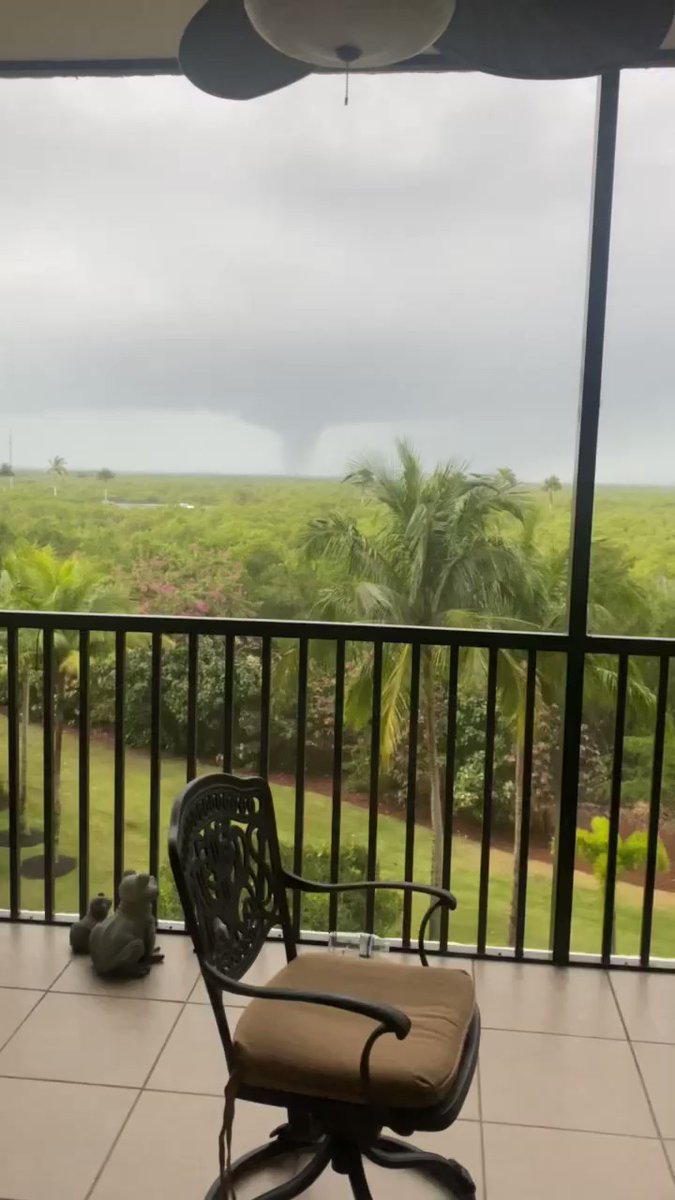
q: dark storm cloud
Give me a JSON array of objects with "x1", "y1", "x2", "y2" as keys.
[{"x1": 0, "y1": 68, "x2": 673, "y2": 478}]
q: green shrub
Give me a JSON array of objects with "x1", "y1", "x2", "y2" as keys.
[
  {"x1": 279, "y1": 840, "x2": 403, "y2": 936},
  {"x1": 576, "y1": 815, "x2": 670, "y2": 882},
  {"x1": 157, "y1": 839, "x2": 403, "y2": 937}
]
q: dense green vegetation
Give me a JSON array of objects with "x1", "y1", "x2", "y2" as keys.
[
  {"x1": 2, "y1": 466, "x2": 675, "y2": 629},
  {"x1": 0, "y1": 469, "x2": 350, "y2": 620},
  {"x1": 0, "y1": 452, "x2": 674, "y2": 954}
]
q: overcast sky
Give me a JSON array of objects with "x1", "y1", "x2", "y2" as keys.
[{"x1": 0, "y1": 66, "x2": 673, "y2": 481}]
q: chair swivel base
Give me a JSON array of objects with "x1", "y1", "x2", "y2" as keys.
[{"x1": 204, "y1": 1123, "x2": 477, "y2": 1200}]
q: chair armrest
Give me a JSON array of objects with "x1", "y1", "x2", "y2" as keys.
[
  {"x1": 282, "y1": 873, "x2": 457, "y2": 967},
  {"x1": 282, "y1": 872, "x2": 457, "y2": 911},
  {"x1": 201, "y1": 958, "x2": 411, "y2": 1040}
]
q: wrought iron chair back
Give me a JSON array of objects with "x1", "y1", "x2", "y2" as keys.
[{"x1": 168, "y1": 774, "x2": 295, "y2": 1049}]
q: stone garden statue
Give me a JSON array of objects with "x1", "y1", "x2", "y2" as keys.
[
  {"x1": 69, "y1": 893, "x2": 112, "y2": 954},
  {"x1": 89, "y1": 871, "x2": 164, "y2": 978}
]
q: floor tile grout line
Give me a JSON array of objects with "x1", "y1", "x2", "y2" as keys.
[
  {"x1": 0, "y1": 1071, "x2": 144, "y2": 1092},
  {"x1": 606, "y1": 970, "x2": 675, "y2": 1187},
  {"x1": 82, "y1": 988, "x2": 192, "y2": 1200},
  {"x1": 480, "y1": 1024, "x2": 626, "y2": 1041},
  {"x1": 480, "y1": 1118, "x2": 661, "y2": 1141},
  {"x1": 45, "y1": 984, "x2": 200, "y2": 1005},
  {"x1": 1, "y1": 1075, "x2": 662, "y2": 1147},
  {"x1": 630, "y1": 1038, "x2": 675, "y2": 1048},
  {"x1": 1, "y1": 1067, "x2": 666, "y2": 1146},
  {"x1": 603, "y1": 963, "x2": 630, "y2": 1033},
  {"x1": 0, "y1": 1064, "x2": 484, "y2": 1116},
  {"x1": 16, "y1": 988, "x2": 651, "y2": 1034},
  {"x1": 43, "y1": 955, "x2": 75, "y2": 988},
  {"x1": 0, "y1": 985, "x2": 47, "y2": 995},
  {"x1": 81, "y1": 1091, "x2": 144, "y2": 1200},
  {"x1": 0, "y1": 956, "x2": 73, "y2": 1056},
  {"x1": 188, "y1": 998, "x2": 248, "y2": 1007},
  {"x1": 0, "y1": 991, "x2": 45, "y2": 1055}
]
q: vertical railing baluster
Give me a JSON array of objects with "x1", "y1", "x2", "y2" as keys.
[
  {"x1": 6, "y1": 627, "x2": 20, "y2": 919},
  {"x1": 477, "y1": 648, "x2": 498, "y2": 956},
  {"x1": 78, "y1": 630, "x2": 90, "y2": 918},
  {"x1": 259, "y1": 637, "x2": 271, "y2": 779},
  {"x1": 514, "y1": 650, "x2": 537, "y2": 960},
  {"x1": 602, "y1": 653, "x2": 628, "y2": 966},
  {"x1": 329, "y1": 640, "x2": 345, "y2": 934},
  {"x1": 113, "y1": 630, "x2": 126, "y2": 899},
  {"x1": 640, "y1": 655, "x2": 669, "y2": 968},
  {"x1": 365, "y1": 641, "x2": 383, "y2": 934},
  {"x1": 149, "y1": 632, "x2": 162, "y2": 892},
  {"x1": 186, "y1": 632, "x2": 198, "y2": 782},
  {"x1": 402, "y1": 642, "x2": 421, "y2": 946},
  {"x1": 42, "y1": 628, "x2": 54, "y2": 921},
  {"x1": 292, "y1": 639, "x2": 308, "y2": 936},
  {"x1": 222, "y1": 633, "x2": 235, "y2": 773},
  {"x1": 440, "y1": 644, "x2": 459, "y2": 953}
]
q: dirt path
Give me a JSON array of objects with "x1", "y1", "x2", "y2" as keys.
[{"x1": 269, "y1": 771, "x2": 675, "y2": 894}]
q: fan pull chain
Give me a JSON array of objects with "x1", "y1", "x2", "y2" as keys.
[{"x1": 344, "y1": 64, "x2": 350, "y2": 107}]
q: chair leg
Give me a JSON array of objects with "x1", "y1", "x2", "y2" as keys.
[
  {"x1": 204, "y1": 1135, "x2": 332, "y2": 1200},
  {"x1": 329, "y1": 1140, "x2": 374, "y2": 1200},
  {"x1": 366, "y1": 1135, "x2": 476, "y2": 1197},
  {"x1": 345, "y1": 1152, "x2": 375, "y2": 1200}
]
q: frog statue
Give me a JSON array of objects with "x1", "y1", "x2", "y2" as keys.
[
  {"x1": 89, "y1": 871, "x2": 164, "y2": 978},
  {"x1": 69, "y1": 893, "x2": 112, "y2": 955}
]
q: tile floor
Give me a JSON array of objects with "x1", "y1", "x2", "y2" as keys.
[{"x1": 0, "y1": 924, "x2": 674, "y2": 1199}]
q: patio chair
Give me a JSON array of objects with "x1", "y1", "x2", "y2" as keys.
[{"x1": 168, "y1": 772, "x2": 480, "y2": 1200}]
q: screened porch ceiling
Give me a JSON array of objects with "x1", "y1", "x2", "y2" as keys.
[{"x1": 2, "y1": 0, "x2": 675, "y2": 76}]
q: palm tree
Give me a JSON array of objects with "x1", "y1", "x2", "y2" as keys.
[
  {"x1": 48, "y1": 456, "x2": 67, "y2": 497},
  {"x1": 1, "y1": 544, "x2": 120, "y2": 875},
  {"x1": 305, "y1": 441, "x2": 539, "y2": 893},
  {"x1": 543, "y1": 475, "x2": 562, "y2": 507}
]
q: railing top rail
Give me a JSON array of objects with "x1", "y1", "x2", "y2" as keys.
[
  {"x1": 0, "y1": 609, "x2": 570, "y2": 648},
  {"x1": 585, "y1": 634, "x2": 675, "y2": 657},
  {"x1": 1, "y1": 610, "x2": 674, "y2": 656}
]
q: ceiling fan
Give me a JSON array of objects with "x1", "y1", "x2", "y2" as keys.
[{"x1": 179, "y1": 0, "x2": 675, "y2": 102}]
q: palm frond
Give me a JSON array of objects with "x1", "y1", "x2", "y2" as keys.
[{"x1": 379, "y1": 644, "x2": 412, "y2": 764}]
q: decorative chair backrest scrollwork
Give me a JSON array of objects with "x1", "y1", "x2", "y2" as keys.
[{"x1": 168, "y1": 774, "x2": 295, "y2": 984}]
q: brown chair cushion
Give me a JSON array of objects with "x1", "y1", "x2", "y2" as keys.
[{"x1": 233, "y1": 953, "x2": 476, "y2": 1110}]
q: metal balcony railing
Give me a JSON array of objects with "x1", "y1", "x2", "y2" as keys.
[{"x1": 1, "y1": 610, "x2": 673, "y2": 971}]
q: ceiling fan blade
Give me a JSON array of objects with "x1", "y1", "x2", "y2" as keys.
[
  {"x1": 180, "y1": 0, "x2": 311, "y2": 101},
  {"x1": 435, "y1": 0, "x2": 675, "y2": 79}
]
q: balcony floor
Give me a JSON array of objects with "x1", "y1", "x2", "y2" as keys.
[{"x1": 0, "y1": 925, "x2": 675, "y2": 1199}]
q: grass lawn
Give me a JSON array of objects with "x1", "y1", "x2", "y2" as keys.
[{"x1": 1, "y1": 717, "x2": 673, "y2": 958}]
